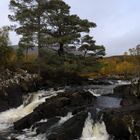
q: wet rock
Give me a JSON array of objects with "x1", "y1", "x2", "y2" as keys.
[
  {"x1": 103, "y1": 104, "x2": 140, "y2": 140},
  {"x1": 35, "y1": 117, "x2": 60, "y2": 134},
  {"x1": 0, "y1": 97, "x2": 9, "y2": 112},
  {"x1": 5, "y1": 84, "x2": 23, "y2": 108},
  {"x1": 14, "y1": 90, "x2": 96, "y2": 130},
  {"x1": 0, "y1": 69, "x2": 41, "y2": 112},
  {"x1": 14, "y1": 112, "x2": 43, "y2": 130},
  {"x1": 46, "y1": 111, "x2": 88, "y2": 140},
  {"x1": 114, "y1": 84, "x2": 140, "y2": 106}
]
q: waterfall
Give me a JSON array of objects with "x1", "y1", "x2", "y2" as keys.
[
  {"x1": 80, "y1": 113, "x2": 110, "y2": 140},
  {"x1": 13, "y1": 112, "x2": 73, "y2": 140},
  {"x1": 0, "y1": 89, "x2": 61, "y2": 131}
]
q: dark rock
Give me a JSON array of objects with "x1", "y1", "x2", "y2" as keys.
[
  {"x1": 0, "y1": 69, "x2": 41, "y2": 112},
  {"x1": 14, "y1": 90, "x2": 96, "y2": 130},
  {"x1": 0, "y1": 84, "x2": 23, "y2": 112},
  {"x1": 14, "y1": 112, "x2": 43, "y2": 130},
  {"x1": 35, "y1": 117, "x2": 60, "y2": 134},
  {"x1": 103, "y1": 104, "x2": 140, "y2": 140},
  {"x1": 46, "y1": 111, "x2": 88, "y2": 140},
  {"x1": 104, "y1": 112, "x2": 130, "y2": 139},
  {"x1": 114, "y1": 84, "x2": 140, "y2": 106},
  {"x1": 0, "y1": 97, "x2": 9, "y2": 112},
  {"x1": 5, "y1": 85, "x2": 23, "y2": 108}
]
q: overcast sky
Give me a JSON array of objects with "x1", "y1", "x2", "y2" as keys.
[{"x1": 0, "y1": 0, "x2": 140, "y2": 56}]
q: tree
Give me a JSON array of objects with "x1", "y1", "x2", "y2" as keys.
[
  {"x1": 9, "y1": 0, "x2": 97, "y2": 57},
  {"x1": 128, "y1": 45, "x2": 140, "y2": 78},
  {"x1": 116, "y1": 61, "x2": 135, "y2": 76},
  {"x1": 18, "y1": 35, "x2": 34, "y2": 61},
  {"x1": 136, "y1": 44, "x2": 140, "y2": 55},
  {"x1": 45, "y1": 0, "x2": 96, "y2": 56},
  {"x1": 78, "y1": 35, "x2": 105, "y2": 57},
  {"x1": 9, "y1": 0, "x2": 49, "y2": 58},
  {"x1": 123, "y1": 52, "x2": 128, "y2": 56},
  {"x1": 0, "y1": 26, "x2": 14, "y2": 67}
]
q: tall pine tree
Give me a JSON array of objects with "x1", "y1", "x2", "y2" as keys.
[
  {"x1": 9, "y1": 0, "x2": 97, "y2": 57},
  {"x1": 9, "y1": 0, "x2": 48, "y2": 58},
  {"x1": 45, "y1": 0, "x2": 96, "y2": 56}
]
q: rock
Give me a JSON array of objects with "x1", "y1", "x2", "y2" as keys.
[
  {"x1": 0, "y1": 97, "x2": 9, "y2": 112},
  {"x1": 5, "y1": 84, "x2": 23, "y2": 108},
  {"x1": 14, "y1": 90, "x2": 96, "y2": 130},
  {"x1": 0, "y1": 69, "x2": 41, "y2": 112},
  {"x1": 103, "y1": 104, "x2": 140, "y2": 140},
  {"x1": 104, "y1": 112, "x2": 130, "y2": 139},
  {"x1": 46, "y1": 111, "x2": 88, "y2": 140},
  {"x1": 114, "y1": 84, "x2": 140, "y2": 106},
  {"x1": 14, "y1": 112, "x2": 43, "y2": 130},
  {"x1": 35, "y1": 117, "x2": 60, "y2": 134}
]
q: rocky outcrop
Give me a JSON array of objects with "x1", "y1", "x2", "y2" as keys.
[
  {"x1": 0, "y1": 69, "x2": 40, "y2": 112},
  {"x1": 34, "y1": 117, "x2": 61, "y2": 134},
  {"x1": 14, "y1": 90, "x2": 96, "y2": 130},
  {"x1": 46, "y1": 111, "x2": 88, "y2": 140},
  {"x1": 114, "y1": 82, "x2": 140, "y2": 106},
  {"x1": 103, "y1": 104, "x2": 140, "y2": 140}
]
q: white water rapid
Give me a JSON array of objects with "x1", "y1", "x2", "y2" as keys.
[
  {"x1": 0, "y1": 87, "x2": 113, "y2": 140},
  {"x1": 80, "y1": 113, "x2": 110, "y2": 140},
  {"x1": 0, "y1": 89, "x2": 64, "y2": 132}
]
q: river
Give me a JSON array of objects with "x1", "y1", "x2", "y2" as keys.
[{"x1": 0, "y1": 80, "x2": 130, "y2": 140}]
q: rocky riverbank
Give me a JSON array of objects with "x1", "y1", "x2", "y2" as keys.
[
  {"x1": 0, "y1": 69, "x2": 40, "y2": 112},
  {"x1": 0, "y1": 69, "x2": 140, "y2": 140},
  {"x1": 12, "y1": 82, "x2": 140, "y2": 140}
]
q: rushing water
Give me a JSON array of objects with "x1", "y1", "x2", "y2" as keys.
[
  {"x1": 0, "y1": 90, "x2": 60, "y2": 132},
  {"x1": 0, "y1": 81, "x2": 127, "y2": 140},
  {"x1": 80, "y1": 113, "x2": 109, "y2": 140}
]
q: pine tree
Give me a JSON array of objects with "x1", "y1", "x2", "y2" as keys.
[
  {"x1": 78, "y1": 35, "x2": 105, "y2": 57},
  {"x1": 9, "y1": 0, "x2": 98, "y2": 57},
  {"x1": 9, "y1": 0, "x2": 48, "y2": 58},
  {"x1": 45, "y1": 0, "x2": 96, "y2": 56}
]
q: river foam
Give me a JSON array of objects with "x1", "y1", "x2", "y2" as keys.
[
  {"x1": 80, "y1": 113, "x2": 109, "y2": 140},
  {"x1": 0, "y1": 89, "x2": 63, "y2": 131}
]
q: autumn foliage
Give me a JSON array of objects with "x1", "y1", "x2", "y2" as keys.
[{"x1": 99, "y1": 56, "x2": 138, "y2": 77}]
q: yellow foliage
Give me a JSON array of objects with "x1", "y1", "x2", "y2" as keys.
[
  {"x1": 100, "y1": 56, "x2": 137, "y2": 76},
  {"x1": 115, "y1": 61, "x2": 135, "y2": 74}
]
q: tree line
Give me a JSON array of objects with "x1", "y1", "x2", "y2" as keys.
[{"x1": 8, "y1": 0, "x2": 105, "y2": 59}]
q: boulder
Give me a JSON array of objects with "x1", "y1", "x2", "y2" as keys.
[
  {"x1": 46, "y1": 111, "x2": 88, "y2": 140},
  {"x1": 103, "y1": 104, "x2": 140, "y2": 140},
  {"x1": 5, "y1": 84, "x2": 23, "y2": 108},
  {"x1": 0, "y1": 69, "x2": 41, "y2": 112},
  {"x1": 14, "y1": 90, "x2": 96, "y2": 130},
  {"x1": 34, "y1": 117, "x2": 60, "y2": 134},
  {"x1": 14, "y1": 112, "x2": 43, "y2": 130},
  {"x1": 114, "y1": 84, "x2": 140, "y2": 106}
]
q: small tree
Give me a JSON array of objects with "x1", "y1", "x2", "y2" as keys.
[
  {"x1": 79, "y1": 35, "x2": 105, "y2": 57},
  {"x1": 129, "y1": 45, "x2": 140, "y2": 76},
  {"x1": 0, "y1": 26, "x2": 14, "y2": 67}
]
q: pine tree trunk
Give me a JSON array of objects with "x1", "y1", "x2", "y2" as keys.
[
  {"x1": 37, "y1": 13, "x2": 42, "y2": 74},
  {"x1": 84, "y1": 50, "x2": 87, "y2": 57},
  {"x1": 58, "y1": 42, "x2": 64, "y2": 56},
  {"x1": 25, "y1": 48, "x2": 28, "y2": 61}
]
